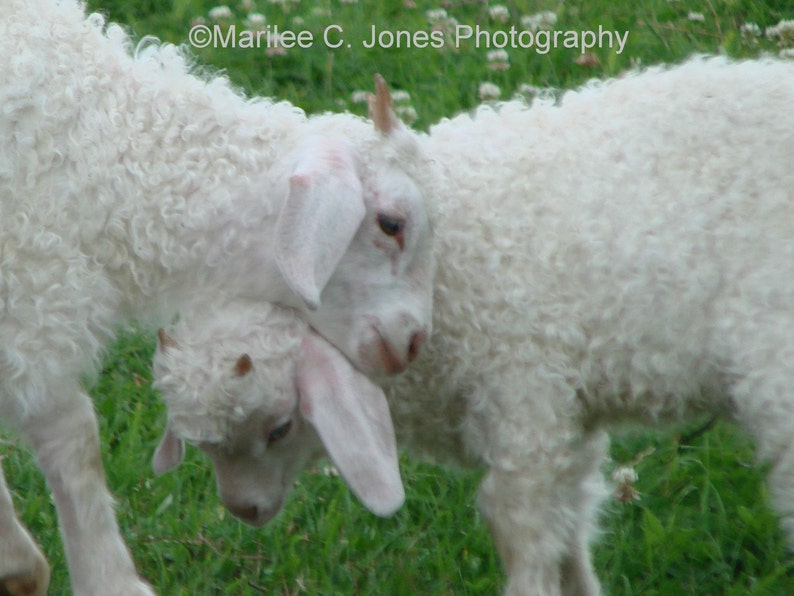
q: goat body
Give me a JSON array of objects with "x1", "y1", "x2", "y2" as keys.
[
  {"x1": 155, "y1": 56, "x2": 794, "y2": 595},
  {"x1": 0, "y1": 0, "x2": 434, "y2": 593}
]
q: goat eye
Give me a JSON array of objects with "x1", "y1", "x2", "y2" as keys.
[
  {"x1": 377, "y1": 214, "x2": 405, "y2": 237},
  {"x1": 267, "y1": 420, "x2": 292, "y2": 447}
]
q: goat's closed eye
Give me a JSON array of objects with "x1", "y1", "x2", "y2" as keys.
[{"x1": 267, "y1": 420, "x2": 293, "y2": 447}]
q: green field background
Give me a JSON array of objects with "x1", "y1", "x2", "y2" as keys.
[{"x1": 3, "y1": 0, "x2": 794, "y2": 593}]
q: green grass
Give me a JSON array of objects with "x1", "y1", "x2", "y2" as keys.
[{"x1": 4, "y1": 0, "x2": 794, "y2": 593}]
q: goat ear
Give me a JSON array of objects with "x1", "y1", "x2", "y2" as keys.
[
  {"x1": 369, "y1": 74, "x2": 400, "y2": 135},
  {"x1": 275, "y1": 138, "x2": 365, "y2": 311},
  {"x1": 152, "y1": 423, "x2": 185, "y2": 475},
  {"x1": 295, "y1": 334, "x2": 404, "y2": 517}
]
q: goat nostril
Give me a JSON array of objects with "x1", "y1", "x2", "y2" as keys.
[{"x1": 407, "y1": 330, "x2": 427, "y2": 362}]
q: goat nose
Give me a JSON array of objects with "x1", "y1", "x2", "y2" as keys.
[
  {"x1": 407, "y1": 330, "x2": 427, "y2": 363},
  {"x1": 227, "y1": 503, "x2": 263, "y2": 526}
]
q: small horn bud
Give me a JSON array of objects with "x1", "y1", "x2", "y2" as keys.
[
  {"x1": 234, "y1": 354, "x2": 254, "y2": 377},
  {"x1": 157, "y1": 328, "x2": 177, "y2": 351},
  {"x1": 369, "y1": 74, "x2": 397, "y2": 134}
]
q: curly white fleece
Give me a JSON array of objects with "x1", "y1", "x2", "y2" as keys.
[
  {"x1": 382, "y1": 56, "x2": 794, "y2": 594},
  {"x1": 0, "y1": 0, "x2": 419, "y2": 421},
  {"x1": 0, "y1": 1, "x2": 428, "y2": 593},
  {"x1": 163, "y1": 56, "x2": 794, "y2": 595}
]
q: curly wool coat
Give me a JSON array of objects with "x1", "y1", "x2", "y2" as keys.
[
  {"x1": 156, "y1": 56, "x2": 794, "y2": 596},
  {"x1": 386, "y1": 56, "x2": 794, "y2": 594},
  {"x1": 0, "y1": 1, "x2": 432, "y2": 594}
]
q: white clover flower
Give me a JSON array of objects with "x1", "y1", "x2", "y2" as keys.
[
  {"x1": 478, "y1": 82, "x2": 501, "y2": 101},
  {"x1": 487, "y1": 49, "x2": 510, "y2": 71},
  {"x1": 488, "y1": 5, "x2": 510, "y2": 24},
  {"x1": 740, "y1": 22, "x2": 761, "y2": 37},
  {"x1": 244, "y1": 13, "x2": 266, "y2": 28},
  {"x1": 687, "y1": 12, "x2": 705, "y2": 23},
  {"x1": 777, "y1": 20, "x2": 794, "y2": 37},
  {"x1": 395, "y1": 105, "x2": 418, "y2": 125},
  {"x1": 612, "y1": 465, "x2": 640, "y2": 502},
  {"x1": 425, "y1": 8, "x2": 449, "y2": 23},
  {"x1": 209, "y1": 5, "x2": 233, "y2": 20},
  {"x1": 612, "y1": 466, "x2": 638, "y2": 485},
  {"x1": 487, "y1": 49, "x2": 509, "y2": 63},
  {"x1": 767, "y1": 19, "x2": 794, "y2": 46},
  {"x1": 391, "y1": 90, "x2": 412, "y2": 104},
  {"x1": 516, "y1": 83, "x2": 539, "y2": 94},
  {"x1": 515, "y1": 83, "x2": 540, "y2": 98},
  {"x1": 350, "y1": 90, "x2": 371, "y2": 104},
  {"x1": 521, "y1": 11, "x2": 557, "y2": 32},
  {"x1": 767, "y1": 19, "x2": 794, "y2": 37}
]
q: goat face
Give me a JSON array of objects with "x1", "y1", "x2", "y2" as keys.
[
  {"x1": 273, "y1": 78, "x2": 435, "y2": 376},
  {"x1": 152, "y1": 305, "x2": 404, "y2": 523}
]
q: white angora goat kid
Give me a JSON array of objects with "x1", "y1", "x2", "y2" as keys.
[
  {"x1": 155, "y1": 56, "x2": 794, "y2": 595},
  {"x1": 0, "y1": 1, "x2": 434, "y2": 594}
]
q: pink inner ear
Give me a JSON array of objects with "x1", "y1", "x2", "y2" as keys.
[
  {"x1": 295, "y1": 333, "x2": 404, "y2": 517},
  {"x1": 275, "y1": 137, "x2": 366, "y2": 311},
  {"x1": 296, "y1": 336, "x2": 329, "y2": 420},
  {"x1": 298, "y1": 391, "x2": 313, "y2": 418}
]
